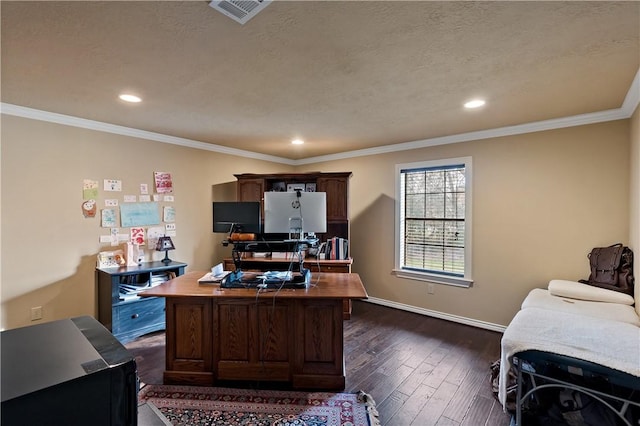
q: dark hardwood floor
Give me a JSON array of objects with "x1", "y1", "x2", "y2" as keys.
[{"x1": 125, "y1": 300, "x2": 511, "y2": 426}]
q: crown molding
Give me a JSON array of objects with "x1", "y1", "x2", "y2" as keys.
[
  {"x1": 296, "y1": 107, "x2": 628, "y2": 165},
  {"x1": 621, "y1": 68, "x2": 640, "y2": 117},
  {"x1": 2, "y1": 67, "x2": 638, "y2": 166},
  {"x1": 0, "y1": 103, "x2": 296, "y2": 166}
]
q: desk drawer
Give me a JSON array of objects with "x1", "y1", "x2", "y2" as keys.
[
  {"x1": 113, "y1": 298, "x2": 165, "y2": 341},
  {"x1": 306, "y1": 264, "x2": 351, "y2": 273}
]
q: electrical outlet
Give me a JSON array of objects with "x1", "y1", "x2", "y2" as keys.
[
  {"x1": 31, "y1": 306, "x2": 43, "y2": 321},
  {"x1": 427, "y1": 283, "x2": 435, "y2": 295}
]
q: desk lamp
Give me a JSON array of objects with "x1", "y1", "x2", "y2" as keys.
[{"x1": 155, "y1": 236, "x2": 175, "y2": 265}]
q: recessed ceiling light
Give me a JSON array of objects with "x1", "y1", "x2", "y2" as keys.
[
  {"x1": 119, "y1": 93, "x2": 142, "y2": 103},
  {"x1": 291, "y1": 139, "x2": 304, "y2": 145},
  {"x1": 464, "y1": 99, "x2": 485, "y2": 109}
]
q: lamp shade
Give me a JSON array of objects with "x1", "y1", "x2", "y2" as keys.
[
  {"x1": 156, "y1": 236, "x2": 175, "y2": 251},
  {"x1": 155, "y1": 236, "x2": 175, "y2": 264}
]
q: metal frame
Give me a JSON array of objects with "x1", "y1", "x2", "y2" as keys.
[{"x1": 514, "y1": 350, "x2": 640, "y2": 426}]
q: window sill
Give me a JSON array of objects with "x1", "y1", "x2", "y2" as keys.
[{"x1": 392, "y1": 269, "x2": 473, "y2": 288}]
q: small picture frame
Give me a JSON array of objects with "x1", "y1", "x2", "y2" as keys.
[
  {"x1": 305, "y1": 183, "x2": 316, "y2": 192},
  {"x1": 287, "y1": 183, "x2": 306, "y2": 192},
  {"x1": 271, "y1": 182, "x2": 286, "y2": 192}
]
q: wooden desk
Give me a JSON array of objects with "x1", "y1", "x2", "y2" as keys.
[{"x1": 141, "y1": 271, "x2": 368, "y2": 390}]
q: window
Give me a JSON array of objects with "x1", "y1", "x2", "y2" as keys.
[{"x1": 394, "y1": 157, "x2": 473, "y2": 287}]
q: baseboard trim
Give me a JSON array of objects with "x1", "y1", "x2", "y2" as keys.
[{"x1": 363, "y1": 297, "x2": 507, "y2": 333}]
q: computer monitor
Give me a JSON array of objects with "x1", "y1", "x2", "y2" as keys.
[
  {"x1": 212, "y1": 202, "x2": 261, "y2": 234},
  {"x1": 263, "y1": 191, "x2": 327, "y2": 236}
]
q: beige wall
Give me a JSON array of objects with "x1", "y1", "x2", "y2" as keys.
[
  {"x1": 630, "y1": 105, "x2": 640, "y2": 313},
  {"x1": 299, "y1": 120, "x2": 631, "y2": 326},
  {"x1": 0, "y1": 115, "x2": 293, "y2": 329},
  {"x1": 0, "y1": 114, "x2": 632, "y2": 330}
]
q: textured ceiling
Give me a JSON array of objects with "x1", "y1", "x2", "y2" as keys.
[{"x1": 2, "y1": 1, "x2": 639, "y2": 160}]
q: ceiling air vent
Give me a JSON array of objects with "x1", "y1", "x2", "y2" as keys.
[{"x1": 209, "y1": 0, "x2": 272, "y2": 25}]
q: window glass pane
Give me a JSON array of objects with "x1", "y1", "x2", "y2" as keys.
[
  {"x1": 445, "y1": 169, "x2": 465, "y2": 192},
  {"x1": 405, "y1": 172, "x2": 425, "y2": 194},
  {"x1": 445, "y1": 193, "x2": 465, "y2": 219},
  {"x1": 423, "y1": 245, "x2": 444, "y2": 271},
  {"x1": 424, "y1": 220, "x2": 444, "y2": 246},
  {"x1": 404, "y1": 243, "x2": 424, "y2": 268},
  {"x1": 444, "y1": 221, "x2": 464, "y2": 248},
  {"x1": 405, "y1": 194, "x2": 425, "y2": 218},
  {"x1": 425, "y1": 194, "x2": 444, "y2": 218},
  {"x1": 405, "y1": 219, "x2": 424, "y2": 244},
  {"x1": 443, "y1": 246, "x2": 464, "y2": 274},
  {"x1": 424, "y1": 171, "x2": 444, "y2": 193}
]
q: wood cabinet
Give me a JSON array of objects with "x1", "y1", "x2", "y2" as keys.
[
  {"x1": 234, "y1": 172, "x2": 351, "y2": 241},
  {"x1": 96, "y1": 261, "x2": 187, "y2": 344}
]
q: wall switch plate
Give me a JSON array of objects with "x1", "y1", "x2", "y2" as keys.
[
  {"x1": 427, "y1": 283, "x2": 435, "y2": 294},
  {"x1": 31, "y1": 306, "x2": 42, "y2": 321}
]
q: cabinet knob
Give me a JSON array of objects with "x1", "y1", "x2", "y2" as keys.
[{"x1": 131, "y1": 313, "x2": 139, "y2": 319}]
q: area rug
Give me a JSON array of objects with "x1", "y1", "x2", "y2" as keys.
[{"x1": 139, "y1": 384, "x2": 380, "y2": 426}]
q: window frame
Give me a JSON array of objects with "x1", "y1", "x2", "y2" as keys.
[{"x1": 393, "y1": 156, "x2": 473, "y2": 288}]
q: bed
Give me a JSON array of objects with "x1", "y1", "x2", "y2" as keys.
[{"x1": 499, "y1": 281, "x2": 640, "y2": 425}]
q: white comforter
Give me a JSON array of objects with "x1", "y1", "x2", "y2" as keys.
[{"x1": 499, "y1": 306, "x2": 640, "y2": 408}]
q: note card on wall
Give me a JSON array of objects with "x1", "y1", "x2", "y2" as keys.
[{"x1": 120, "y1": 202, "x2": 160, "y2": 227}]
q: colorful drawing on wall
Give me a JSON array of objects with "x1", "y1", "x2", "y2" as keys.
[
  {"x1": 154, "y1": 172, "x2": 173, "y2": 194},
  {"x1": 120, "y1": 202, "x2": 160, "y2": 227},
  {"x1": 83, "y1": 179, "x2": 99, "y2": 200},
  {"x1": 104, "y1": 179, "x2": 122, "y2": 192},
  {"x1": 130, "y1": 227, "x2": 146, "y2": 245},
  {"x1": 163, "y1": 206, "x2": 176, "y2": 222},
  {"x1": 101, "y1": 208, "x2": 117, "y2": 227},
  {"x1": 82, "y1": 200, "x2": 97, "y2": 218},
  {"x1": 140, "y1": 183, "x2": 149, "y2": 195}
]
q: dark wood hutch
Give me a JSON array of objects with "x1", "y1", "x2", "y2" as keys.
[{"x1": 233, "y1": 172, "x2": 355, "y2": 319}]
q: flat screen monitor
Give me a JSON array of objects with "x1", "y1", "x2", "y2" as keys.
[
  {"x1": 264, "y1": 191, "x2": 327, "y2": 235},
  {"x1": 212, "y1": 201, "x2": 261, "y2": 234}
]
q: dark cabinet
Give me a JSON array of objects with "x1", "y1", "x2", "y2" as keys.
[
  {"x1": 237, "y1": 178, "x2": 264, "y2": 203},
  {"x1": 234, "y1": 172, "x2": 351, "y2": 241},
  {"x1": 317, "y1": 176, "x2": 348, "y2": 221}
]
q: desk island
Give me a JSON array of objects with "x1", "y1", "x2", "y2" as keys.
[{"x1": 141, "y1": 271, "x2": 368, "y2": 390}]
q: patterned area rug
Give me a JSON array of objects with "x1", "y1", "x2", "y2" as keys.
[{"x1": 139, "y1": 384, "x2": 380, "y2": 426}]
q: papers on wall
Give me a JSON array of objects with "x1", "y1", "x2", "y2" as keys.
[
  {"x1": 120, "y1": 202, "x2": 160, "y2": 227},
  {"x1": 154, "y1": 172, "x2": 173, "y2": 194}
]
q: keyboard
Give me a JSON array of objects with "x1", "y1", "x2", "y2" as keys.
[{"x1": 220, "y1": 278, "x2": 307, "y2": 289}]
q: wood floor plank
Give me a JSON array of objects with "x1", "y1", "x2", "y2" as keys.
[
  {"x1": 411, "y1": 381, "x2": 459, "y2": 426},
  {"x1": 376, "y1": 389, "x2": 409, "y2": 426},
  {"x1": 396, "y1": 360, "x2": 435, "y2": 396},
  {"x1": 435, "y1": 416, "x2": 460, "y2": 426},
  {"x1": 386, "y1": 384, "x2": 437, "y2": 425},
  {"x1": 460, "y1": 394, "x2": 496, "y2": 426},
  {"x1": 442, "y1": 359, "x2": 488, "y2": 423}
]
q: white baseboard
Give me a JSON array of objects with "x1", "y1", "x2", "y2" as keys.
[{"x1": 362, "y1": 297, "x2": 507, "y2": 333}]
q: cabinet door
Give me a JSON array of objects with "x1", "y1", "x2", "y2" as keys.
[
  {"x1": 237, "y1": 178, "x2": 264, "y2": 202},
  {"x1": 317, "y1": 177, "x2": 348, "y2": 221}
]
